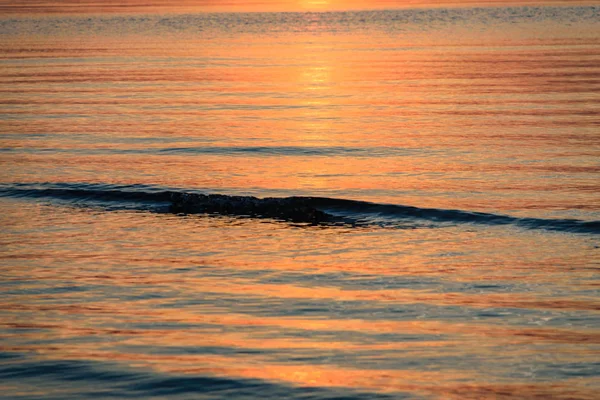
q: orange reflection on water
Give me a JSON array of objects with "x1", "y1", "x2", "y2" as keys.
[
  {"x1": 0, "y1": 0, "x2": 597, "y2": 14},
  {"x1": 2, "y1": 9, "x2": 600, "y2": 398},
  {"x1": 4, "y1": 25, "x2": 598, "y2": 213},
  {"x1": 3, "y1": 23, "x2": 599, "y2": 212},
  {"x1": 3, "y1": 329, "x2": 598, "y2": 400}
]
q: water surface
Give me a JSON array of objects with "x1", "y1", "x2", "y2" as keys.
[{"x1": 1, "y1": 5, "x2": 599, "y2": 399}]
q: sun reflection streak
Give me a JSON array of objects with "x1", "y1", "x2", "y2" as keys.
[{"x1": 299, "y1": 0, "x2": 331, "y2": 10}]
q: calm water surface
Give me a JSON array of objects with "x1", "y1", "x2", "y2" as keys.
[{"x1": 1, "y1": 6, "x2": 599, "y2": 399}]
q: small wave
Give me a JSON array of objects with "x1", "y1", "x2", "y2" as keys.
[
  {"x1": 0, "y1": 352, "x2": 397, "y2": 399},
  {"x1": 0, "y1": 182, "x2": 174, "y2": 210},
  {"x1": 308, "y1": 197, "x2": 600, "y2": 234},
  {"x1": 0, "y1": 183, "x2": 598, "y2": 234},
  {"x1": 0, "y1": 146, "x2": 418, "y2": 158},
  {"x1": 159, "y1": 146, "x2": 419, "y2": 158}
]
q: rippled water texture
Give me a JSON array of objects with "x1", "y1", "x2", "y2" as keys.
[{"x1": 1, "y1": 5, "x2": 599, "y2": 400}]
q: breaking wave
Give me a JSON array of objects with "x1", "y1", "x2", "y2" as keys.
[{"x1": 1, "y1": 182, "x2": 598, "y2": 234}]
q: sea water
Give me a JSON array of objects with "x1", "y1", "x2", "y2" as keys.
[{"x1": 0, "y1": 5, "x2": 599, "y2": 399}]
